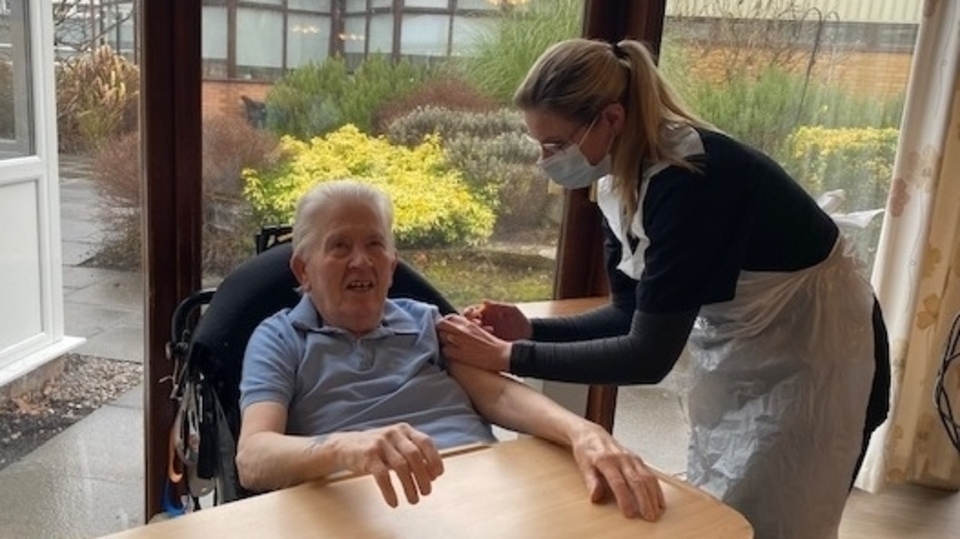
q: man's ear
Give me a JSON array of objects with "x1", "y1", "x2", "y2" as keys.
[
  {"x1": 386, "y1": 249, "x2": 398, "y2": 288},
  {"x1": 290, "y1": 255, "x2": 309, "y2": 291}
]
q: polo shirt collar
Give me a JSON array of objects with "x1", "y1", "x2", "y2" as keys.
[{"x1": 288, "y1": 294, "x2": 421, "y2": 336}]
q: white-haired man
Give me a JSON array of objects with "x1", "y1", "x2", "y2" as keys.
[{"x1": 236, "y1": 180, "x2": 665, "y2": 521}]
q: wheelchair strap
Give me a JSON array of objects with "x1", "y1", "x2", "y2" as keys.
[{"x1": 213, "y1": 390, "x2": 240, "y2": 504}]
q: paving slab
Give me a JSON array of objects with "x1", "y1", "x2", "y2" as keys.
[
  {"x1": 0, "y1": 391, "x2": 145, "y2": 539},
  {"x1": 63, "y1": 271, "x2": 143, "y2": 311},
  {"x1": 73, "y1": 324, "x2": 144, "y2": 363}
]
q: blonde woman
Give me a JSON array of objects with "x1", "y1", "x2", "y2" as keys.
[{"x1": 438, "y1": 38, "x2": 890, "y2": 539}]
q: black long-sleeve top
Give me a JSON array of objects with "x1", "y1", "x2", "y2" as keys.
[{"x1": 509, "y1": 129, "x2": 839, "y2": 385}]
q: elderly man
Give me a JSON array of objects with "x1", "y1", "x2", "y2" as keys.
[{"x1": 236, "y1": 180, "x2": 665, "y2": 521}]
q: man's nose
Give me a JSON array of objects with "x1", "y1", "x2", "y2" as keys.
[{"x1": 347, "y1": 248, "x2": 372, "y2": 267}]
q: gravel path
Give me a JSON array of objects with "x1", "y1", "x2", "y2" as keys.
[{"x1": 0, "y1": 353, "x2": 142, "y2": 471}]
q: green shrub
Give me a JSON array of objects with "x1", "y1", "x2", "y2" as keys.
[
  {"x1": 386, "y1": 106, "x2": 526, "y2": 146},
  {"x1": 385, "y1": 106, "x2": 556, "y2": 234},
  {"x1": 402, "y1": 249, "x2": 554, "y2": 309},
  {"x1": 373, "y1": 76, "x2": 497, "y2": 134},
  {"x1": 242, "y1": 125, "x2": 495, "y2": 248},
  {"x1": 265, "y1": 54, "x2": 433, "y2": 138},
  {"x1": 90, "y1": 115, "x2": 278, "y2": 275},
  {"x1": 57, "y1": 46, "x2": 139, "y2": 153},
  {"x1": 668, "y1": 58, "x2": 905, "y2": 161},
  {"x1": 685, "y1": 66, "x2": 802, "y2": 158},
  {"x1": 455, "y1": 0, "x2": 582, "y2": 105}
]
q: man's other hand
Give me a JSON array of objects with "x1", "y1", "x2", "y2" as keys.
[{"x1": 326, "y1": 423, "x2": 444, "y2": 507}]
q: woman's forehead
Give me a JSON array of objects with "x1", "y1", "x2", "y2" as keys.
[{"x1": 523, "y1": 109, "x2": 578, "y2": 138}]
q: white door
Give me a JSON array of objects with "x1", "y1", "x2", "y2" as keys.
[{"x1": 0, "y1": 0, "x2": 80, "y2": 385}]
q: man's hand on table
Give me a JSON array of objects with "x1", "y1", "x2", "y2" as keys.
[
  {"x1": 325, "y1": 423, "x2": 444, "y2": 507},
  {"x1": 570, "y1": 425, "x2": 667, "y2": 521}
]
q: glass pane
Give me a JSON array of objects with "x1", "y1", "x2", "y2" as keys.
[
  {"x1": 245, "y1": 0, "x2": 282, "y2": 5},
  {"x1": 450, "y1": 13, "x2": 495, "y2": 56},
  {"x1": 288, "y1": 0, "x2": 332, "y2": 11},
  {"x1": 457, "y1": 0, "x2": 499, "y2": 10},
  {"x1": 404, "y1": 0, "x2": 450, "y2": 8},
  {"x1": 360, "y1": 15, "x2": 393, "y2": 53},
  {"x1": 288, "y1": 14, "x2": 330, "y2": 68},
  {"x1": 117, "y1": 13, "x2": 135, "y2": 57},
  {"x1": 202, "y1": 6, "x2": 227, "y2": 60},
  {"x1": 661, "y1": 0, "x2": 919, "y2": 270},
  {"x1": 370, "y1": 0, "x2": 393, "y2": 9},
  {"x1": 0, "y1": 0, "x2": 33, "y2": 155},
  {"x1": 237, "y1": 7, "x2": 284, "y2": 77},
  {"x1": 400, "y1": 14, "x2": 450, "y2": 56}
]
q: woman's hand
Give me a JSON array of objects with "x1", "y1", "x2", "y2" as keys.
[
  {"x1": 437, "y1": 314, "x2": 512, "y2": 372},
  {"x1": 569, "y1": 425, "x2": 666, "y2": 521},
  {"x1": 325, "y1": 423, "x2": 444, "y2": 508},
  {"x1": 461, "y1": 300, "x2": 532, "y2": 341}
]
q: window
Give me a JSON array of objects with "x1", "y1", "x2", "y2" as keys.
[
  {"x1": 400, "y1": 14, "x2": 450, "y2": 56},
  {"x1": 287, "y1": 13, "x2": 330, "y2": 68},
  {"x1": 202, "y1": 6, "x2": 228, "y2": 78},
  {"x1": 288, "y1": 0, "x2": 332, "y2": 9},
  {"x1": 661, "y1": 0, "x2": 919, "y2": 269},
  {"x1": 236, "y1": 8, "x2": 284, "y2": 78}
]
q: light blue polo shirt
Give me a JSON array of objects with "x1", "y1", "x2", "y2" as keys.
[{"x1": 240, "y1": 295, "x2": 495, "y2": 449}]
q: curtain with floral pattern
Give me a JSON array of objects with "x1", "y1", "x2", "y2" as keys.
[{"x1": 856, "y1": 0, "x2": 960, "y2": 493}]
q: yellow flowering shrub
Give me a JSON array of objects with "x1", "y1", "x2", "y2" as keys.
[
  {"x1": 242, "y1": 125, "x2": 495, "y2": 248},
  {"x1": 785, "y1": 126, "x2": 899, "y2": 211},
  {"x1": 785, "y1": 126, "x2": 899, "y2": 267}
]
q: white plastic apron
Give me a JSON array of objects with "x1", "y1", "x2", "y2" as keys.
[
  {"x1": 597, "y1": 138, "x2": 876, "y2": 538},
  {"x1": 687, "y1": 239, "x2": 874, "y2": 539}
]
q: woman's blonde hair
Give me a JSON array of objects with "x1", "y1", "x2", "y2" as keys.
[
  {"x1": 291, "y1": 180, "x2": 395, "y2": 261},
  {"x1": 514, "y1": 38, "x2": 713, "y2": 221}
]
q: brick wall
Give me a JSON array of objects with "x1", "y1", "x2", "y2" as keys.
[
  {"x1": 683, "y1": 47, "x2": 913, "y2": 98},
  {"x1": 201, "y1": 80, "x2": 273, "y2": 119},
  {"x1": 823, "y1": 50, "x2": 914, "y2": 97},
  {"x1": 197, "y1": 48, "x2": 912, "y2": 120}
]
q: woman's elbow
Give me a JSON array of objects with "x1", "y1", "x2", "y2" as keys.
[
  {"x1": 634, "y1": 348, "x2": 684, "y2": 385},
  {"x1": 644, "y1": 363, "x2": 673, "y2": 384}
]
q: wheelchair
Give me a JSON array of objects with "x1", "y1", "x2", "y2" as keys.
[{"x1": 165, "y1": 226, "x2": 457, "y2": 511}]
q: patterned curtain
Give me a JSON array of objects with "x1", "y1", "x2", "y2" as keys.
[{"x1": 856, "y1": 0, "x2": 960, "y2": 492}]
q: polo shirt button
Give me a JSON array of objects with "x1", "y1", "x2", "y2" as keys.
[{"x1": 358, "y1": 348, "x2": 374, "y2": 369}]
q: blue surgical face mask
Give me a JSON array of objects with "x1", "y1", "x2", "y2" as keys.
[{"x1": 536, "y1": 118, "x2": 611, "y2": 189}]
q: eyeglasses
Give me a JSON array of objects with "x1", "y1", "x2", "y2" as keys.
[{"x1": 524, "y1": 117, "x2": 598, "y2": 156}]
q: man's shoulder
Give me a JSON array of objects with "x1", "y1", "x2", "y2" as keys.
[
  {"x1": 384, "y1": 298, "x2": 441, "y2": 333},
  {"x1": 388, "y1": 297, "x2": 439, "y2": 315}
]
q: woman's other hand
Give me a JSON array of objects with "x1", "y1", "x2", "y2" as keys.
[
  {"x1": 437, "y1": 314, "x2": 512, "y2": 372},
  {"x1": 461, "y1": 300, "x2": 532, "y2": 341}
]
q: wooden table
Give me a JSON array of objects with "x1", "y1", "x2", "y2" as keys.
[
  {"x1": 102, "y1": 437, "x2": 752, "y2": 539},
  {"x1": 516, "y1": 296, "x2": 608, "y2": 318},
  {"x1": 516, "y1": 296, "x2": 618, "y2": 426}
]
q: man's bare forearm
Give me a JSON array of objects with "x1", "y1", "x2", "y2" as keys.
[
  {"x1": 450, "y1": 363, "x2": 599, "y2": 447},
  {"x1": 235, "y1": 431, "x2": 336, "y2": 491}
]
